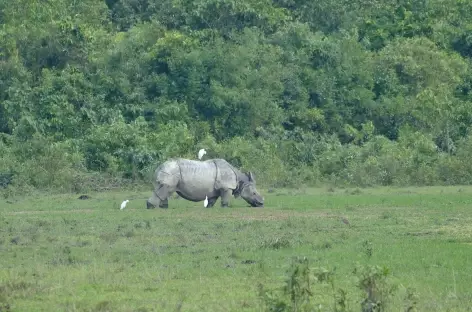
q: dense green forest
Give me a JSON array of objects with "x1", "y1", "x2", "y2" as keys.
[{"x1": 1, "y1": 0, "x2": 472, "y2": 194}]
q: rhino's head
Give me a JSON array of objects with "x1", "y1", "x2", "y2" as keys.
[{"x1": 234, "y1": 171, "x2": 264, "y2": 207}]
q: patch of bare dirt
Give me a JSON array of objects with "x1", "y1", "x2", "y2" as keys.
[
  {"x1": 437, "y1": 223, "x2": 472, "y2": 239},
  {"x1": 174, "y1": 210, "x2": 337, "y2": 221},
  {"x1": 5, "y1": 208, "x2": 343, "y2": 222}
]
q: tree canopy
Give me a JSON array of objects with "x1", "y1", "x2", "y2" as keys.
[{"x1": 1, "y1": 0, "x2": 472, "y2": 192}]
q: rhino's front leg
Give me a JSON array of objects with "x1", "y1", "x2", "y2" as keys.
[
  {"x1": 159, "y1": 198, "x2": 169, "y2": 209},
  {"x1": 147, "y1": 191, "x2": 161, "y2": 209},
  {"x1": 147, "y1": 184, "x2": 173, "y2": 209},
  {"x1": 220, "y1": 189, "x2": 232, "y2": 208}
]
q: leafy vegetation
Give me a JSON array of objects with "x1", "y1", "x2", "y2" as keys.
[{"x1": 1, "y1": 0, "x2": 472, "y2": 193}]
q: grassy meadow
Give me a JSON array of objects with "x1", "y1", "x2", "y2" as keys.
[{"x1": 1, "y1": 186, "x2": 472, "y2": 311}]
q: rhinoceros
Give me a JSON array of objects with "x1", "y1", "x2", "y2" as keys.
[{"x1": 146, "y1": 158, "x2": 264, "y2": 209}]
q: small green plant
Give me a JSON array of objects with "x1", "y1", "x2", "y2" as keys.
[
  {"x1": 258, "y1": 257, "x2": 346, "y2": 312},
  {"x1": 362, "y1": 240, "x2": 374, "y2": 258},
  {"x1": 353, "y1": 264, "x2": 397, "y2": 312},
  {"x1": 258, "y1": 256, "x2": 314, "y2": 311},
  {"x1": 334, "y1": 289, "x2": 348, "y2": 312},
  {"x1": 404, "y1": 287, "x2": 419, "y2": 312},
  {"x1": 0, "y1": 292, "x2": 11, "y2": 312},
  {"x1": 284, "y1": 257, "x2": 313, "y2": 311},
  {"x1": 313, "y1": 267, "x2": 348, "y2": 312}
]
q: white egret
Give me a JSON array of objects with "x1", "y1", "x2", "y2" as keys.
[
  {"x1": 198, "y1": 148, "x2": 207, "y2": 160},
  {"x1": 120, "y1": 199, "x2": 129, "y2": 210},
  {"x1": 204, "y1": 196, "x2": 208, "y2": 207}
]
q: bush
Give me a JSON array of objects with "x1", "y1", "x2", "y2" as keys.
[
  {"x1": 82, "y1": 117, "x2": 195, "y2": 179},
  {"x1": 212, "y1": 137, "x2": 289, "y2": 187},
  {"x1": 4, "y1": 123, "x2": 472, "y2": 195},
  {"x1": 0, "y1": 134, "x2": 87, "y2": 194}
]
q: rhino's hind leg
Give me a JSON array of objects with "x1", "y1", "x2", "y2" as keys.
[
  {"x1": 206, "y1": 196, "x2": 219, "y2": 208},
  {"x1": 220, "y1": 189, "x2": 232, "y2": 208}
]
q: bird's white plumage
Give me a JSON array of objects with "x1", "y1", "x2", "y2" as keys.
[
  {"x1": 120, "y1": 199, "x2": 129, "y2": 210},
  {"x1": 204, "y1": 196, "x2": 208, "y2": 207},
  {"x1": 198, "y1": 148, "x2": 207, "y2": 160}
]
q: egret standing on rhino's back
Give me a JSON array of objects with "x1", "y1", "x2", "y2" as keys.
[
  {"x1": 146, "y1": 158, "x2": 264, "y2": 209},
  {"x1": 198, "y1": 149, "x2": 206, "y2": 160}
]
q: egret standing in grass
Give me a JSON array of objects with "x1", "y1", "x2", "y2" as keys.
[
  {"x1": 120, "y1": 199, "x2": 129, "y2": 210},
  {"x1": 198, "y1": 148, "x2": 206, "y2": 160},
  {"x1": 204, "y1": 196, "x2": 208, "y2": 207}
]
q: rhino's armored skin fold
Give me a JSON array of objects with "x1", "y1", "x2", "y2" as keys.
[{"x1": 146, "y1": 158, "x2": 264, "y2": 209}]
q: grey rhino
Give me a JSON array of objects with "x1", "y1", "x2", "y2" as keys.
[{"x1": 146, "y1": 158, "x2": 264, "y2": 209}]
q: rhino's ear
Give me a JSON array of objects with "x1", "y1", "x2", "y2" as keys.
[{"x1": 248, "y1": 171, "x2": 254, "y2": 182}]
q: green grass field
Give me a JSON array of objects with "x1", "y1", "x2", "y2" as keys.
[{"x1": 1, "y1": 186, "x2": 472, "y2": 311}]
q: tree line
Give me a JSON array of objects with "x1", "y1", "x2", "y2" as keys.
[{"x1": 1, "y1": 0, "x2": 472, "y2": 194}]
